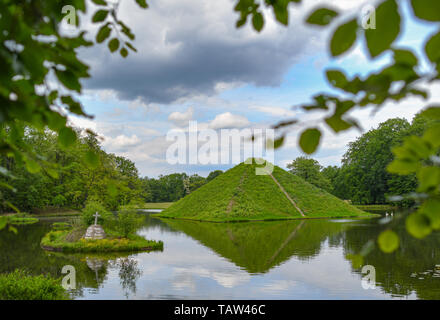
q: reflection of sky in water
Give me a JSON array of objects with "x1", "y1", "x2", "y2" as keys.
[{"x1": 76, "y1": 218, "x2": 418, "y2": 300}]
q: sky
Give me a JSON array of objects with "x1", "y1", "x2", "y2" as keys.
[{"x1": 69, "y1": 0, "x2": 440, "y2": 178}]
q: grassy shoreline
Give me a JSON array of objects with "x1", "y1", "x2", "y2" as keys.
[
  {"x1": 155, "y1": 213, "x2": 380, "y2": 223},
  {"x1": 135, "y1": 202, "x2": 174, "y2": 209},
  {"x1": 354, "y1": 204, "x2": 397, "y2": 211}
]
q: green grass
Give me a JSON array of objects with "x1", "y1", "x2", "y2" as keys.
[
  {"x1": 136, "y1": 202, "x2": 174, "y2": 209},
  {"x1": 41, "y1": 230, "x2": 163, "y2": 253},
  {"x1": 34, "y1": 210, "x2": 80, "y2": 217},
  {"x1": 0, "y1": 270, "x2": 68, "y2": 300},
  {"x1": 31, "y1": 207, "x2": 81, "y2": 217},
  {"x1": 158, "y1": 161, "x2": 375, "y2": 222},
  {"x1": 9, "y1": 213, "x2": 39, "y2": 225},
  {"x1": 354, "y1": 204, "x2": 397, "y2": 212}
]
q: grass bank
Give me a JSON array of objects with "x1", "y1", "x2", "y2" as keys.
[
  {"x1": 41, "y1": 230, "x2": 163, "y2": 253},
  {"x1": 136, "y1": 202, "x2": 174, "y2": 209},
  {"x1": 354, "y1": 205, "x2": 397, "y2": 213}
]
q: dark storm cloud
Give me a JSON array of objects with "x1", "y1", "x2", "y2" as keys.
[{"x1": 81, "y1": 0, "x2": 319, "y2": 104}]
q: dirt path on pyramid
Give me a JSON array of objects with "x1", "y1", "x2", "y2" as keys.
[{"x1": 267, "y1": 172, "x2": 306, "y2": 217}]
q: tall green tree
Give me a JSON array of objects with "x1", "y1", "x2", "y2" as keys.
[{"x1": 287, "y1": 157, "x2": 331, "y2": 191}]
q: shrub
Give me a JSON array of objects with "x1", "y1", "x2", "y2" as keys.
[
  {"x1": 81, "y1": 200, "x2": 112, "y2": 226},
  {"x1": 52, "y1": 194, "x2": 67, "y2": 207},
  {"x1": 0, "y1": 270, "x2": 68, "y2": 300},
  {"x1": 106, "y1": 205, "x2": 144, "y2": 238}
]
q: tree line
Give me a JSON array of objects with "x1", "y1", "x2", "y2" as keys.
[
  {"x1": 287, "y1": 111, "x2": 437, "y2": 206},
  {"x1": 0, "y1": 127, "x2": 223, "y2": 212}
]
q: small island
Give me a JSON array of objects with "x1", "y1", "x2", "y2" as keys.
[
  {"x1": 41, "y1": 205, "x2": 163, "y2": 253},
  {"x1": 9, "y1": 213, "x2": 39, "y2": 225}
]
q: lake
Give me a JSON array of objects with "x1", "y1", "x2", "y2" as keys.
[{"x1": 1, "y1": 211, "x2": 439, "y2": 299}]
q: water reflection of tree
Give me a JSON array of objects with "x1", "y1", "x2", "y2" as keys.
[
  {"x1": 114, "y1": 258, "x2": 142, "y2": 299},
  {"x1": 343, "y1": 215, "x2": 440, "y2": 299}
]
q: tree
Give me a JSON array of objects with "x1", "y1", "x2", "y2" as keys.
[
  {"x1": 287, "y1": 157, "x2": 331, "y2": 191},
  {"x1": 207, "y1": 170, "x2": 223, "y2": 182},
  {"x1": 341, "y1": 118, "x2": 413, "y2": 204},
  {"x1": 0, "y1": 0, "x2": 148, "y2": 212},
  {"x1": 321, "y1": 165, "x2": 340, "y2": 196}
]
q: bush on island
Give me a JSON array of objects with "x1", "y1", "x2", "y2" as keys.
[
  {"x1": 105, "y1": 205, "x2": 145, "y2": 238},
  {"x1": 81, "y1": 199, "x2": 112, "y2": 226}
]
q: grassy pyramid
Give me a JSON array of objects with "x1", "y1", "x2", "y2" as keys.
[{"x1": 159, "y1": 160, "x2": 372, "y2": 222}]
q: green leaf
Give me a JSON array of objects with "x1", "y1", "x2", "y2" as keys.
[
  {"x1": 406, "y1": 212, "x2": 432, "y2": 239},
  {"x1": 306, "y1": 7, "x2": 338, "y2": 26},
  {"x1": 125, "y1": 42, "x2": 138, "y2": 52},
  {"x1": 96, "y1": 25, "x2": 112, "y2": 43},
  {"x1": 393, "y1": 49, "x2": 418, "y2": 67},
  {"x1": 25, "y1": 158, "x2": 41, "y2": 174},
  {"x1": 0, "y1": 216, "x2": 8, "y2": 231},
  {"x1": 325, "y1": 115, "x2": 353, "y2": 133},
  {"x1": 55, "y1": 70, "x2": 81, "y2": 92},
  {"x1": 108, "y1": 38, "x2": 120, "y2": 53},
  {"x1": 411, "y1": 0, "x2": 440, "y2": 22},
  {"x1": 273, "y1": 4, "x2": 289, "y2": 26},
  {"x1": 92, "y1": 10, "x2": 108, "y2": 23},
  {"x1": 58, "y1": 127, "x2": 77, "y2": 149},
  {"x1": 135, "y1": 0, "x2": 149, "y2": 8},
  {"x1": 419, "y1": 105, "x2": 440, "y2": 119},
  {"x1": 330, "y1": 19, "x2": 358, "y2": 57},
  {"x1": 299, "y1": 128, "x2": 321, "y2": 154},
  {"x1": 85, "y1": 151, "x2": 100, "y2": 169},
  {"x1": 425, "y1": 31, "x2": 440, "y2": 62},
  {"x1": 417, "y1": 166, "x2": 440, "y2": 193},
  {"x1": 120, "y1": 47, "x2": 129, "y2": 58},
  {"x1": 378, "y1": 230, "x2": 399, "y2": 253},
  {"x1": 387, "y1": 159, "x2": 420, "y2": 175},
  {"x1": 420, "y1": 198, "x2": 440, "y2": 230},
  {"x1": 61, "y1": 96, "x2": 86, "y2": 116},
  {"x1": 326, "y1": 70, "x2": 348, "y2": 89},
  {"x1": 423, "y1": 124, "x2": 440, "y2": 148},
  {"x1": 274, "y1": 136, "x2": 285, "y2": 149},
  {"x1": 252, "y1": 12, "x2": 264, "y2": 32},
  {"x1": 47, "y1": 111, "x2": 67, "y2": 131},
  {"x1": 365, "y1": 0, "x2": 401, "y2": 58},
  {"x1": 92, "y1": 0, "x2": 107, "y2": 5}
]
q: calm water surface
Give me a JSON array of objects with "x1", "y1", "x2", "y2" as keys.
[{"x1": 1, "y1": 211, "x2": 439, "y2": 299}]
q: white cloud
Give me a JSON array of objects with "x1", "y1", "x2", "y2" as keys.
[
  {"x1": 102, "y1": 134, "x2": 141, "y2": 151},
  {"x1": 251, "y1": 106, "x2": 296, "y2": 117},
  {"x1": 168, "y1": 106, "x2": 194, "y2": 127},
  {"x1": 209, "y1": 112, "x2": 250, "y2": 129}
]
